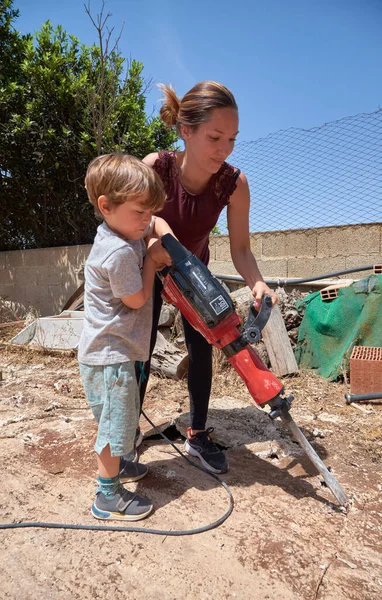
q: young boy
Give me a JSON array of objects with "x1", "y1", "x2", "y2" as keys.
[{"x1": 78, "y1": 153, "x2": 171, "y2": 521}]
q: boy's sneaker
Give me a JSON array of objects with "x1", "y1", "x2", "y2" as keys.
[
  {"x1": 184, "y1": 427, "x2": 228, "y2": 474},
  {"x1": 92, "y1": 487, "x2": 153, "y2": 521},
  {"x1": 119, "y1": 458, "x2": 148, "y2": 483}
]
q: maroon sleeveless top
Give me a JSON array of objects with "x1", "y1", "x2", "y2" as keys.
[{"x1": 153, "y1": 151, "x2": 239, "y2": 265}]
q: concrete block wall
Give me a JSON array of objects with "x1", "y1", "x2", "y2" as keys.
[
  {"x1": 0, "y1": 223, "x2": 381, "y2": 317},
  {"x1": 209, "y1": 223, "x2": 382, "y2": 281},
  {"x1": 0, "y1": 244, "x2": 92, "y2": 317}
]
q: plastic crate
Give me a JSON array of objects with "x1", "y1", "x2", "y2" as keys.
[{"x1": 350, "y1": 346, "x2": 382, "y2": 394}]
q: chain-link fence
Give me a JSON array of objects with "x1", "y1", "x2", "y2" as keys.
[{"x1": 217, "y1": 109, "x2": 382, "y2": 234}]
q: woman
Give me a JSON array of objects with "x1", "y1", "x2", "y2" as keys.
[{"x1": 143, "y1": 81, "x2": 277, "y2": 474}]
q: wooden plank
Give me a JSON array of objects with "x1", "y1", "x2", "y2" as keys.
[{"x1": 262, "y1": 304, "x2": 299, "y2": 377}]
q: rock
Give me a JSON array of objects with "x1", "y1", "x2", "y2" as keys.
[
  {"x1": 313, "y1": 428, "x2": 324, "y2": 438},
  {"x1": 174, "y1": 395, "x2": 299, "y2": 455}
]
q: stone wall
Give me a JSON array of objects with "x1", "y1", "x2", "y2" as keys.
[
  {"x1": 209, "y1": 223, "x2": 382, "y2": 280},
  {"x1": 0, "y1": 223, "x2": 381, "y2": 317}
]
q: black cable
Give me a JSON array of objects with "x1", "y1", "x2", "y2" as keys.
[
  {"x1": 0, "y1": 410, "x2": 234, "y2": 535},
  {"x1": 215, "y1": 264, "x2": 376, "y2": 286}
]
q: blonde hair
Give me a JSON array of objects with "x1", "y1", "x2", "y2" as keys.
[
  {"x1": 158, "y1": 81, "x2": 238, "y2": 137},
  {"x1": 85, "y1": 154, "x2": 165, "y2": 218}
]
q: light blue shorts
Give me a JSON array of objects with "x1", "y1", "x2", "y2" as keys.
[{"x1": 79, "y1": 362, "x2": 140, "y2": 457}]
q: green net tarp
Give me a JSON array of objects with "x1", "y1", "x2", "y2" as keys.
[{"x1": 295, "y1": 274, "x2": 382, "y2": 381}]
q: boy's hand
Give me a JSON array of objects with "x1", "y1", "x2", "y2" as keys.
[
  {"x1": 147, "y1": 238, "x2": 172, "y2": 270},
  {"x1": 251, "y1": 281, "x2": 278, "y2": 310}
]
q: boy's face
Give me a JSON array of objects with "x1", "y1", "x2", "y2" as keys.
[{"x1": 98, "y1": 194, "x2": 153, "y2": 240}]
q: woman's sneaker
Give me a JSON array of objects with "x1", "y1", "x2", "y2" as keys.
[
  {"x1": 92, "y1": 487, "x2": 153, "y2": 521},
  {"x1": 119, "y1": 458, "x2": 148, "y2": 483},
  {"x1": 184, "y1": 427, "x2": 228, "y2": 474}
]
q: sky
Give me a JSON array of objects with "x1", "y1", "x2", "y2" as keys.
[
  {"x1": 13, "y1": 0, "x2": 382, "y2": 141},
  {"x1": 11, "y1": 0, "x2": 382, "y2": 232}
]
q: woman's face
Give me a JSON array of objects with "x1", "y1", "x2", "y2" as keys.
[{"x1": 182, "y1": 107, "x2": 239, "y2": 174}]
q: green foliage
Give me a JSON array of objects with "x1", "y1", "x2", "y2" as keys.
[
  {"x1": 0, "y1": 1, "x2": 177, "y2": 250},
  {"x1": 211, "y1": 224, "x2": 221, "y2": 235}
]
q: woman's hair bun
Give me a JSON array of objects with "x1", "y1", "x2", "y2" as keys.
[{"x1": 158, "y1": 84, "x2": 181, "y2": 127}]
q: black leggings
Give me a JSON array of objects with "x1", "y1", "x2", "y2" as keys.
[{"x1": 137, "y1": 275, "x2": 213, "y2": 431}]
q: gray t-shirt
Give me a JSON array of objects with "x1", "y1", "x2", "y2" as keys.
[{"x1": 78, "y1": 221, "x2": 153, "y2": 365}]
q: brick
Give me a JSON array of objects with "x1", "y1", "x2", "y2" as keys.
[
  {"x1": 345, "y1": 254, "x2": 381, "y2": 279},
  {"x1": 23, "y1": 248, "x2": 53, "y2": 267},
  {"x1": 35, "y1": 266, "x2": 66, "y2": 287},
  {"x1": 0, "y1": 284, "x2": 16, "y2": 301},
  {"x1": 210, "y1": 258, "x2": 288, "y2": 279},
  {"x1": 208, "y1": 236, "x2": 218, "y2": 261},
  {"x1": 287, "y1": 257, "x2": 346, "y2": 279},
  {"x1": 350, "y1": 346, "x2": 382, "y2": 394},
  {"x1": 67, "y1": 244, "x2": 92, "y2": 267},
  {"x1": 209, "y1": 261, "x2": 239, "y2": 277},
  {"x1": 249, "y1": 234, "x2": 262, "y2": 257},
  {"x1": 320, "y1": 282, "x2": 351, "y2": 301},
  {"x1": 0, "y1": 253, "x2": 9, "y2": 269},
  {"x1": 48, "y1": 284, "x2": 68, "y2": 316},
  {"x1": 48, "y1": 247, "x2": 70, "y2": 268},
  {"x1": 214, "y1": 236, "x2": 231, "y2": 261},
  {"x1": 257, "y1": 259, "x2": 288, "y2": 278},
  {"x1": 13, "y1": 267, "x2": 38, "y2": 286},
  {"x1": 317, "y1": 225, "x2": 380, "y2": 257},
  {"x1": 5, "y1": 249, "x2": 26, "y2": 268},
  {"x1": 285, "y1": 231, "x2": 317, "y2": 257},
  {"x1": 261, "y1": 233, "x2": 287, "y2": 258}
]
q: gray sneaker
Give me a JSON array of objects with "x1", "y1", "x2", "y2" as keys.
[
  {"x1": 92, "y1": 487, "x2": 153, "y2": 521},
  {"x1": 119, "y1": 458, "x2": 148, "y2": 483}
]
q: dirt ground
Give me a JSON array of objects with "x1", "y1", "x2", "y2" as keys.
[{"x1": 0, "y1": 334, "x2": 381, "y2": 600}]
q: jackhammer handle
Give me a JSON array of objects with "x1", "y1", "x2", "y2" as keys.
[
  {"x1": 158, "y1": 234, "x2": 190, "y2": 278},
  {"x1": 160, "y1": 233, "x2": 191, "y2": 264},
  {"x1": 244, "y1": 294, "x2": 273, "y2": 341}
]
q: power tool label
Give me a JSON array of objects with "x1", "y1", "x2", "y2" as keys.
[{"x1": 210, "y1": 295, "x2": 229, "y2": 315}]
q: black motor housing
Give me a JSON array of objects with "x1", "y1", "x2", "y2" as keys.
[{"x1": 161, "y1": 233, "x2": 234, "y2": 328}]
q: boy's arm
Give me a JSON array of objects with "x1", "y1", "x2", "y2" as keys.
[
  {"x1": 145, "y1": 216, "x2": 175, "y2": 268},
  {"x1": 121, "y1": 255, "x2": 157, "y2": 310}
]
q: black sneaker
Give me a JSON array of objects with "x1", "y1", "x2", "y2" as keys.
[
  {"x1": 119, "y1": 458, "x2": 148, "y2": 483},
  {"x1": 91, "y1": 486, "x2": 153, "y2": 521},
  {"x1": 184, "y1": 427, "x2": 228, "y2": 474}
]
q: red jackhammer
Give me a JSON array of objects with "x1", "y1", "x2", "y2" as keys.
[{"x1": 160, "y1": 234, "x2": 348, "y2": 508}]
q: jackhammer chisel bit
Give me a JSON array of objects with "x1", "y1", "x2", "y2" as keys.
[{"x1": 268, "y1": 396, "x2": 348, "y2": 506}]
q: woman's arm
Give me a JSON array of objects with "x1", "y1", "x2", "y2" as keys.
[
  {"x1": 142, "y1": 152, "x2": 159, "y2": 167},
  {"x1": 227, "y1": 172, "x2": 278, "y2": 307},
  {"x1": 142, "y1": 153, "x2": 174, "y2": 267}
]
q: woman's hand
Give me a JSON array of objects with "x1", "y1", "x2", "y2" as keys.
[
  {"x1": 251, "y1": 281, "x2": 278, "y2": 310},
  {"x1": 147, "y1": 237, "x2": 172, "y2": 270}
]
